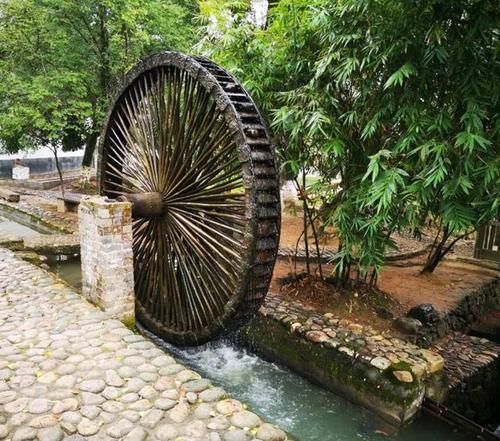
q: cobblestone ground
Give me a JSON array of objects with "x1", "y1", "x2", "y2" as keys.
[{"x1": 0, "y1": 248, "x2": 287, "y2": 441}]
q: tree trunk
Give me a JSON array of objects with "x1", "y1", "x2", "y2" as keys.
[
  {"x1": 421, "y1": 248, "x2": 444, "y2": 273},
  {"x1": 421, "y1": 227, "x2": 475, "y2": 273},
  {"x1": 306, "y1": 209, "x2": 323, "y2": 280},
  {"x1": 421, "y1": 225, "x2": 449, "y2": 273},
  {"x1": 53, "y1": 146, "x2": 65, "y2": 197},
  {"x1": 82, "y1": 131, "x2": 99, "y2": 168},
  {"x1": 300, "y1": 171, "x2": 310, "y2": 275}
]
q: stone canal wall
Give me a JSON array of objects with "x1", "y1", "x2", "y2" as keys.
[
  {"x1": 238, "y1": 295, "x2": 445, "y2": 426},
  {"x1": 415, "y1": 278, "x2": 500, "y2": 346},
  {"x1": 0, "y1": 201, "x2": 79, "y2": 255},
  {"x1": 0, "y1": 201, "x2": 70, "y2": 235},
  {"x1": 429, "y1": 333, "x2": 500, "y2": 426}
]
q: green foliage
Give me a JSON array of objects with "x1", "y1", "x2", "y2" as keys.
[
  {"x1": 200, "y1": 0, "x2": 500, "y2": 277},
  {"x1": 0, "y1": 0, "x2": 198, "y2": 158}
]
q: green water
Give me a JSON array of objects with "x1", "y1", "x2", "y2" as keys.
[
  {"x1": 47, "y1": 255, "x2": 82, "y2": 289},
  {"x1": 150, "y1": 337, "x2": 471, "y2": 441},
  {"x1": 0, "y1": 215, "x2": 41, "y2": 237},
  {"x1": 49, "y1": 258, "x2": 474, "y2": 441}
]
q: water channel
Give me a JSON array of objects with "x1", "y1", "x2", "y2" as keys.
[{"x1": 0, "y1": 214, "x2": 42, "y2": 238}]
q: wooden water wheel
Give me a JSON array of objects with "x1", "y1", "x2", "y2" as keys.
[{"x1": 98, "y1": 52, "x2": 280, "y2": 345}]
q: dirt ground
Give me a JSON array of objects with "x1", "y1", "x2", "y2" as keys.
[
  {"x1": 270, "y1": 255, "x2": 498, "y2": 332},
  {"x1": 273, "y1": 210, "x2": 497, "y2": 331}
]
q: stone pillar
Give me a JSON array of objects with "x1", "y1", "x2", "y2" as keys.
[{"x1": 79, "y1": 196, "x2": 134, "y2": 323}]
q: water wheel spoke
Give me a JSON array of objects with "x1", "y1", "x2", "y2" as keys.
[{"x1": 165, "y1": 215, "x2": 236, "y2": 312}]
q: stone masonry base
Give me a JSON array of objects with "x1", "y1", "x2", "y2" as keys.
[{"x1": 79, "y1": 196, "x2": 134, "y2": 323}]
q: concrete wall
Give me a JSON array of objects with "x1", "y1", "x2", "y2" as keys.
[{"x1": 0, "y1": 156, "x2": 83, "y2": 178}]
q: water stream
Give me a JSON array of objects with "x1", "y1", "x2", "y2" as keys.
[
  {"x1": 146, "y1": 335, "x2": 469, "y2": 441},
  {"x1": 0, "y1": 214, "x2": 41, "y2": 237}
]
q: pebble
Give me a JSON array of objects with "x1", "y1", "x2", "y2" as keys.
[
  {"x1": 122, "y1": 410, "x2": 140, "y2": 423},
  {"x1": 256, "y1": 423, "x2": 287, "y2": 441},
  {"x1": 52, "y1": 398, "x2": 78, "y2": 414},
  {"x1": 29, "y1": 415, "x2": 58, "y2": 428},
  {"x1": 155, "y1": 424, "x2": 178, "y2": 441},
  {"x1": 54, "y1": 375, "x2": 75, "y2": 389},
  {"x1": 29, "y1": 398, "x2": 51, "y2": 414},
  {"x1": 80, "y1": 392, "x2": 105, "y2": 405},
  {"x1": 231, "y1": 410, "x2": 262, "y2": 429},
  {"x1": 102, "y1": 386, "x2": 121, "y2": 400},
  {"x1": 139, "y1": 385, "x2": 157, "y2": 400},
  {"x1": 0, "y1": 425, "x2": 9, "y2": 439},
  {"x1": 80, "y1": 405, "x2": 101, "y2": 419},
  {"x1": 61, "y1": 412, "x2": 81, "y2": 425},
  {"x1": 306, "y1": 330, "x2": 329, "y2": 343},
  {"x1": 37, "y1": 426, "x2": 64, "y2": 441},
  {"x1": 154, "y1": 398, "x2": 177, "y2": 410},
  {"x1": 393, "y1": 370, "x2": 413, "y2": 383},
  {"x1": 5, "y1": 398, "x2": 29, "y2": 413},
  {"x1": 105, "y1": 370, "x2": 124, "y2": 387},
  {"x1": 183, "y1": 379, "x2": 210, "y2": 393},
  {"x1": 216, "y1": 399, "x2": 244, "y2": 415},
  {"x1": 0, "y1": 390, "x2": 17, "y2": 404},
  {"x1": 207, "y1": 415, "x2": 230, "y2": 430},
  {"x1": 185, "y1": 420, "x2": 207, "y2": 438},
  {"x1": 102, "y1": 401, "x2": 124, "y2": 413},
  {"x1": 77, "y1": 419, "x2": 100, "y2": 436},
  {"x1": 78, "y1": 379, "x2": 106, "y2": 393},
  {"x1": 370, "y1": 356, "x2": 391, "y2": 371},
  {"x1": 106, "y1": 418, "x2": 134, "y2": 438},
  {"x1": 140, "y1": 409, "x2": 164, "y2": 429},
  {"x1": 223, "y1": 429, "x2": 252, "y2": 441},
  {"x1": 200, "y1": 387, "x2": 227, "y2": 402},
  {"x1": 194, "y1": 403, "x2": 213, "y2": 419},
  {"x1": 123, "y1": 427, "x2": 147, "y2": 441},
  {"x1": 128, "y1": 399, "x2": 153, "y2": 411},
  {"x1": 12, "y1": 427, "x2": 37, "y2": 441},
  {"x1": 168, "y1": 402, "x2": 190, "y2": 422}
]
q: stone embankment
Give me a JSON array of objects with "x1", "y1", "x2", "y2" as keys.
[
  {"x1": 0, "y1": 200, "x2": 75, "y2": 234},
  {"x1": 238, "y1": 295, "x2": 445, "y2": 425},
  {"x1": 414, "y1": 278, "x2": 500, "y2": 346},
  {"x1": 429, "y1": 332, "x2": 500, "y2": 425},
  {"x1": 0, "y1": 248, "x2": 288, "y2": 441}
]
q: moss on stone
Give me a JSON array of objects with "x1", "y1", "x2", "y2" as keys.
[
  {"x1": 121, "y1": 314, "x2": 137, "y2": 332},
  {"x1": 240, "y1": 317, "x2": 423, "y2": 425}
]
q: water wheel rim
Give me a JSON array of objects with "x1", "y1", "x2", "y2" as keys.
[{"x1": 98, "y1": 52, "x2": 280, "y2": 345}]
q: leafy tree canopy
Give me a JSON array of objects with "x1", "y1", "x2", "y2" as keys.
[
  {"x1": 0, "y1": 0, "x2": 198, "y2": 162},
  {"x1": 200, "y1": 0, "x2": 500, "y2": 276}
]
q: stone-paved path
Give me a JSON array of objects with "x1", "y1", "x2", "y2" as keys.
[{"x1": 0, "y1": 248, "x2": 287, "y2": 441}]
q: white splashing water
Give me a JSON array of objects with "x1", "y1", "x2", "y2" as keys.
[{"x1": 152, "y1": 338, "x2": 469, "y2": 441}]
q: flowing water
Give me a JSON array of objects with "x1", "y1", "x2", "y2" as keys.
[
  {"x1": 0, "y1": 214, "x2": 41, "y2": 237},
  {"x1": 41, "y1": 256, "x2": 472, "y2": 441},
  {"x1": 146, "y1": 336, "x2": 469, "y2": 441}
]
